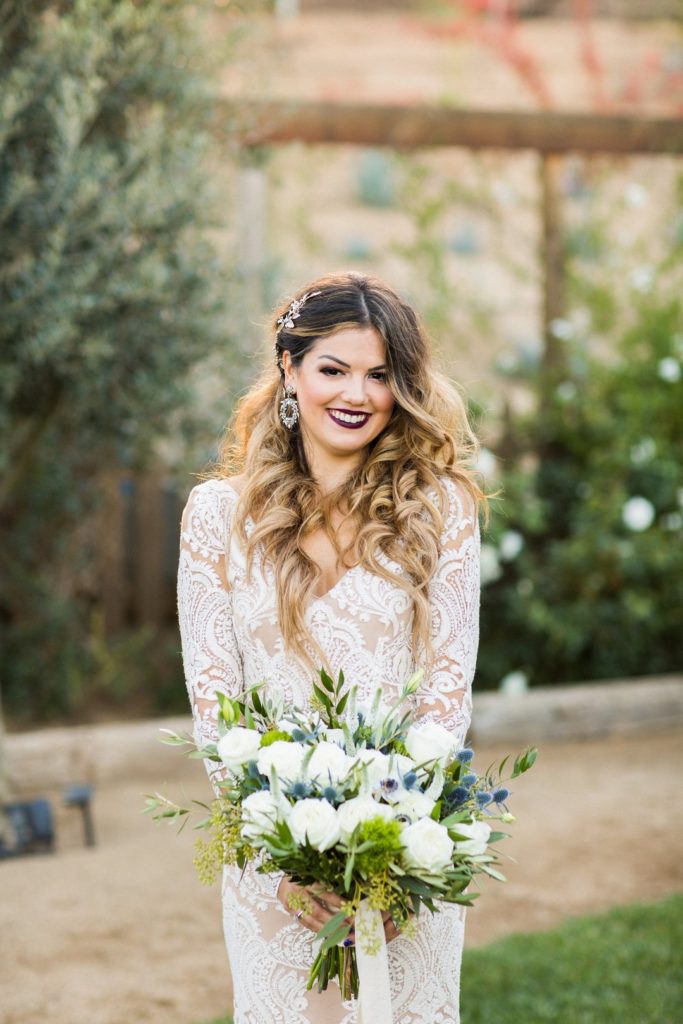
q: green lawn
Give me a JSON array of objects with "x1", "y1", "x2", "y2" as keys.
[{"x1": 199, "y1": 893, "x2": 683, "y2": 1024}]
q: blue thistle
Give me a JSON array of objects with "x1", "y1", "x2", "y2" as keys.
[
  {"x1": 402, "y1": 770, "x2": 418, "y2": 790},
  {"x1": 446, "y1": 786, "x2": 469, "y2": 807},
  {"x1": 492, "y1": 787, "x2": 509, "y2": 803},
  {"x1": 456, "y1": 747, "x2": 474, "y2": 764},
  {"x1": 462, "y1": 772, "x2": 477, "y2": 787},
  {"x1": 322, "y1": 785, "x2": 339, "y2": 803},
  {"x1": 476, "y1": 791, "x2": 493, "y2": 807},
  {"x1": 288, "y1": 781, "x2": 311, "y2": 799},
  {"x1": 291, "y1": 729, "x2": 307, "y2": 742}
]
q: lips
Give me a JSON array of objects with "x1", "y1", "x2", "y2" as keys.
[{"x1": 326, "y1": 408, "x2": 371, "y2": 430}]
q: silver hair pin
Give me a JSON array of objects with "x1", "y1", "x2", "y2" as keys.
[{"x1": 276, "y1": 290, "x2": 322, "y2": 331}]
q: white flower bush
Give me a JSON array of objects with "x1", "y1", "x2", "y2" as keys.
[
  {"x1": 480, "y1": 543, "x2": 502, "y2": 585},
  {"x1": 657, "y1": 356, "x2": 681, "y2": 382},
  {"x1": 498, "y1": 530, "x2": 525, "y2": 562},
  {"x1": 622, "y1": 495, "x2": 656, "y2": 532}
]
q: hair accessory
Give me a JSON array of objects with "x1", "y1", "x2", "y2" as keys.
[
  {"x1": 279, "y1": 384, "x2": 300, "y2": 429},
  {"x1": 276, "y1": 289, "x2": 322, "y2": 332}
]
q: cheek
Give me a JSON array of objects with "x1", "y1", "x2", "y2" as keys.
[
  {"x1": 375, "y1": 390, "x2": 395, "y2": 418},
  {"x1": 296, "y1": 373, "x2": 334, "y2": 409}
]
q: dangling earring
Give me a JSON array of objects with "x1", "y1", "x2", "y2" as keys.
[{"x1": 279, "y1": 384, "x2": 300, "y2": 429}]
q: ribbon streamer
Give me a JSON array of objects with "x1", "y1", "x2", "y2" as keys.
[{"x1": 355, "y1": 900, "x2": 392, "y2": 1024}]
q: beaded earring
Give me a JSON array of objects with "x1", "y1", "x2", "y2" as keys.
[{"x1": 279, "y1": 384, "x2": 300, "y2": 429}]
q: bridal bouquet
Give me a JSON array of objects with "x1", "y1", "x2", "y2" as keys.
[{"x1": 145, "y1": 669, "x2": 536, "y2": 1012}]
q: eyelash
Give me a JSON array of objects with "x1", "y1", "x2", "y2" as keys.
[{"x1": 320, "y1": 367, "x2": 387, "y2": 382}]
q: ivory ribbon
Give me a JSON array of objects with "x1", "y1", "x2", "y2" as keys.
[{"x1": 355, "y1": 900, "x2": 392, "y2": 1024}]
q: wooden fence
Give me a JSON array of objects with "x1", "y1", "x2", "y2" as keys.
[{"x1": 99, "y1": 469, "x2": 184, "y2": 633}]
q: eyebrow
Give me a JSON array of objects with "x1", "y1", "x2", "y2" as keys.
[{"x1": 317, "y1": 354, "x2": 386, "y2": 372}]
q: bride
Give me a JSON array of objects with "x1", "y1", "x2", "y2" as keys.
[{"x1": 177, "y1": 271, "x2": 485, "y2": 1024}]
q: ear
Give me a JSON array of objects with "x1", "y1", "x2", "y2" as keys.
[{"x1": 281, "y1": 350, "x2": 295, "y2": 390}]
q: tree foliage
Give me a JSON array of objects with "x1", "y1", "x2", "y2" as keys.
[{"x1": 0, "y1": 0, "x2": 231, "y2": 722}]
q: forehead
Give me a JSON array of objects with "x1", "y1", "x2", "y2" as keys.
[{"x1": 307, "y1": 326, "x2": 385, "y2": 365}]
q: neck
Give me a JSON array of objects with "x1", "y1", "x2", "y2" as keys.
[{"x1": 302, "y1": 435, "x2": 364, "y2": 496}]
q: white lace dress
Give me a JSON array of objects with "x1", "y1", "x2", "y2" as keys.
[{"x1": 177, "y1": 476, "x2": 481, "y2": 1024}]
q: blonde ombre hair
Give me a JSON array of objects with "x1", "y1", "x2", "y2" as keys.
[{"x1": 215, "y1": 271, "x2": 486, "y2": 670}]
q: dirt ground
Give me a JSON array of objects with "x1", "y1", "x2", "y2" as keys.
[{"x1": 1, "y1": 728, "x2": 682, "y2": 1024}]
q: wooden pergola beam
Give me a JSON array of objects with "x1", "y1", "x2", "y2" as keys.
[{"x1": 223, "y1": 98, "x2": 683, "y2": 155}]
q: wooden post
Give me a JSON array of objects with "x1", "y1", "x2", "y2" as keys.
[
  {"x1": 132, "y1": 466, "x2": 165, "y2": 627},
  {"x1": 539, "y1": 152, "x2": 567, "y2": 414},
  {"x1": 100, "y1": 470, "x2": 128, "y2": 634}
]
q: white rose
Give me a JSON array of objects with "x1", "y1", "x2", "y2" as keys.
[
  {"x1": 392, "y1": 790, "x2": 436, "y2": 823},
  {"x1": 355, "y1": 749, "x2": 389, "y2": 788},
  {"x1": 401, "y1": 818, "x2": 454, "y2": 874},
  {"x1": 451, "y1": 820, "x2": 491, "y2": 856},
  {"x1": 276, "y1": 718, "x2": 301, "y2": 736},
  {"x1": 256, "y1": 741, "x2": 306, "y2": 784},
  {"x1": 307, "y1": 741, "x2": 353, "y2": 787},
  {"x1": 405, "y1": 722, "x2": 457, "y2": 769},
  {"x1": 322, "y1": 728, "x2": 346, "y2": 748},
  {"x1": 336, "y1": 796, "x2": 393, "y2": 843},
  {"x1": 288, "y1": 798, "x2": 340, "y2": 852},
  {"x1": 241, "y1": 790, "x2": 283, "y2": 843},
  {"x1": 216, "y1": 727, "x2": 261, "y2": 772}
]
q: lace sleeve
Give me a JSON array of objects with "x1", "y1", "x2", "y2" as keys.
[
  {"x1": 177, "y1": 479, "x2": 243, "y2": 797},
  {"x1": 177, "y1": 480, "x2": 285, "y2": 903},
  {"x1": 414, "y1": 477, "x2": 481, "y2": 746}
]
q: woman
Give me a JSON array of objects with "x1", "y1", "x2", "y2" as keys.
[{"x1": 177, "y1": 271, "x2": 485, "y2": 1024}]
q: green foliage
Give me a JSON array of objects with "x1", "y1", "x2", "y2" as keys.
[
  {"x1": 478, "y1": 178, "x2": 683, "y2": 688},
  {"x1": 354, "y1": 817, "x2": 403, "y2": 877},
  {"x1": 0, "y1": 0, "x2": 235, "y2": 722},
  {"x1": 460, "y1": 894, "x2": 683, "y2": 1023}
]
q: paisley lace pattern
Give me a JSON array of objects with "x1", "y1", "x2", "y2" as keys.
[{"x1": 177, "y1": 476, "x2": 481, "y2": 1024}]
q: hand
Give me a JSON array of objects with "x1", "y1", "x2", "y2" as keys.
[{"x1": 276, "y1": 877, "x2": 402, "y2": 944}]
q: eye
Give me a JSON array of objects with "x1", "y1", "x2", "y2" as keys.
[
  {"x1": 369, "y1": 371, "x2": 387, "y2": 382},
  {"x1": 320, "y1": 366, "x2": 343, "y2": 376}
]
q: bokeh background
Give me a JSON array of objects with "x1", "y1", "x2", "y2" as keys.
[{"x1": 1, "y1": 2, "x2": 682, "y2": 1023}]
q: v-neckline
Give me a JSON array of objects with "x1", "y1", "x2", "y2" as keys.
[
  {"x1": 219, "y1": 479, "x2": 363, "y2": 605},
  {"x1": 311, "y1": 563, "x2": 362, "y2": 603}
]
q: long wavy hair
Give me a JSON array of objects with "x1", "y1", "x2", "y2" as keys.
[{"x1": 214, "y1": 271, "x2": 486, "y2": 671}]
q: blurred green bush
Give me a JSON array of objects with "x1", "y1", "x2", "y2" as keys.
[
  {"x1": 478, "y1": 202, "x2": 683, "y2": 688},
  {"x1": 0, "y1": 0, "x2": 230, "y2": 725}
]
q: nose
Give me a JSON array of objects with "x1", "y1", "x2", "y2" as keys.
[{"x1": 340, "y1": 374, "x2": 368, "y2": 406}]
